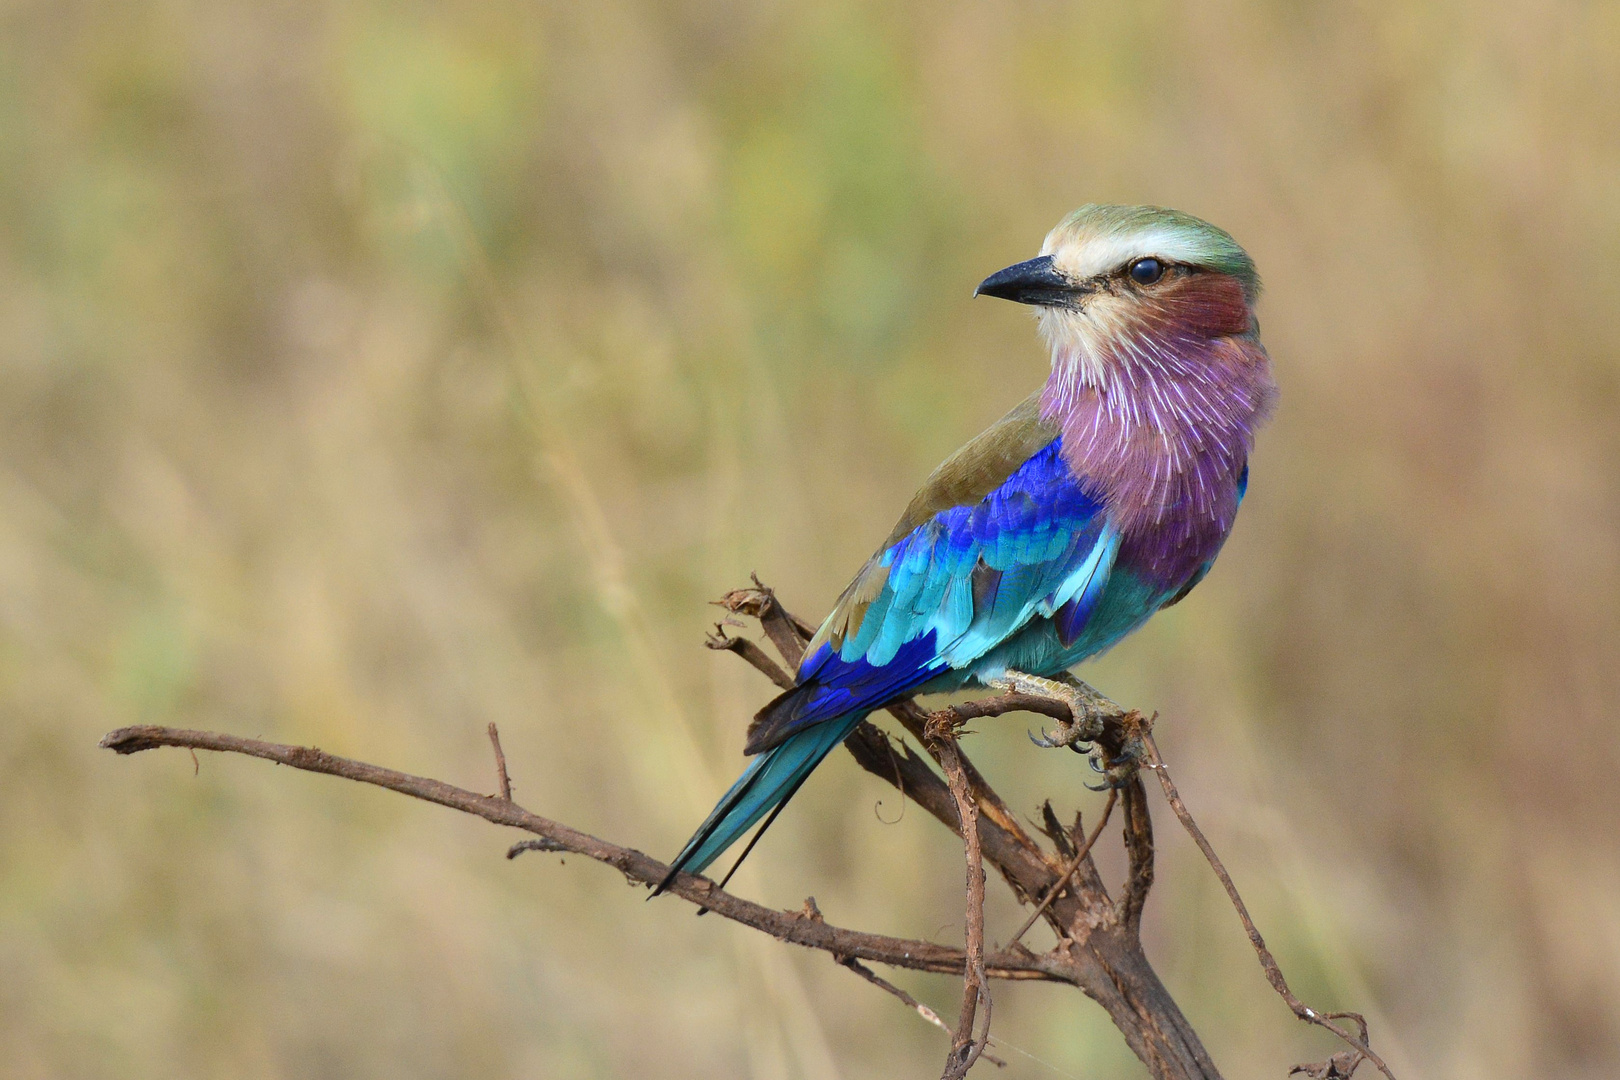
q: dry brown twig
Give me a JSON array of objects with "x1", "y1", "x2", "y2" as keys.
[
  {"x1": 805, "y1": 894, "x2": 1009, "y2": 1071},
  {"x1": 100, "y1": 722, "x2": 1052, "y2": 980},
  {"x1": 1007, "y1": 787, "x2": 1116, "y2": 946},
  {"x1": 1139, "y1": 733, "x2": 1394, "y2": 1080},
  {"x1": 486, "y1": 722, "x2": 512, "y2": 801},
  {"x1": 101, "y1": 581, "x2": 1392, "y2": 1080},
  {"x1": 926, "y1": 714, "x2": 992, "y2": 1079}
]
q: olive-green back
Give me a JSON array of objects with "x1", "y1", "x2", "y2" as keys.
[{"x1": 807, "y1": 391, "x2": 1061, "y2": 659}]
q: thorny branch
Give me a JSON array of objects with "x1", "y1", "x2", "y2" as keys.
[{"x1": 102, "y1": 581, "x2": 1394, "y2": 1080}]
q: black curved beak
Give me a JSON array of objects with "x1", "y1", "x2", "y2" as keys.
[{"x1": 974, "y1": 255, "x2": 1078, "y2": 306}]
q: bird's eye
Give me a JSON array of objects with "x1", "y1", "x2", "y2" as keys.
[{"x1": 1128, "y1": 258, "x2": 1164, "y2": 285}]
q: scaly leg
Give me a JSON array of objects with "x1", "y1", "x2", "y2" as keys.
[
  {"x1": 987, "y1": 670, "x2": 1110, "y2": 750},
  {"x1": 989, "y1": 670, "x2": 1143, "y2": 787}
]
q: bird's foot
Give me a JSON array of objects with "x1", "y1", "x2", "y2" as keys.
[
  {"x1": 1083, "y1": 734, "x2": 1145, "y2": 791},
  {"x1": 989, "y1": 671, "x2": 1108, "y2": 752}
]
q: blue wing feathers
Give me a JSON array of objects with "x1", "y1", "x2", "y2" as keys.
[
  {"x1": 1054, "y1": 526, "x2": 1122, "y2": 645},
  {"x1": 747, "y1": 633, "x2": 943, "y2": 755},
  {"x1": 667, "y1": 432, "x2": 1129, "y2": 887},
  {"x1": 745, "y1": 439, "x2": 1117, "y2": 754}
]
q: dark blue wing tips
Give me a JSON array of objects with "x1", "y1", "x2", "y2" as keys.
[
  {"x1": 1053, "y1": 596, "x2": 1090, "y2": 647},
  {"x1": 745, "y1": 634, "x2": 940, "y2": 754}
]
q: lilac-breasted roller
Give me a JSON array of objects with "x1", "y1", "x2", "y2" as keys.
[{"x1": 658, "y1": 205, "x2": 1277, "y2": 891}]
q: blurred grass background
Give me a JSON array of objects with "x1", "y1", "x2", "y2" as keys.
[{"x1": 2, "y1": 1, "x2": 1618, "y2": 1077}]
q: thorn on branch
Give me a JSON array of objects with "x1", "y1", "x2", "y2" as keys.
[
  {"x1": 487, "y1": 722, "x2": 513, "y2": 801},
  {"x1": 1037, "y1": 802, "x2": 1075, "y2": 860}
]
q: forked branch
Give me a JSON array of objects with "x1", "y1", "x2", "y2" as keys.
[{"x1": 100, "y1": 582, "x2": 1393, "y2": 1080}]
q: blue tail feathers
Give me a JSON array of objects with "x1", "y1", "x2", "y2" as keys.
[{"x1": 654, "y1": 712, "x2": 865, "y2": 894}]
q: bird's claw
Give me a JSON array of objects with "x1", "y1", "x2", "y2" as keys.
[
  {"x1": 1026, "y1": 714, "x2": 1103, "y2": 752},
  {"x1": 1082, "y1": 734, "x2": 1145, "y2": 790},
  {"x1": 997, "y1": 672, "x2": 1128, "y2": 786},
  {"x1": 1027, "y1": 726, "x2": 1074, "y2": 750}
]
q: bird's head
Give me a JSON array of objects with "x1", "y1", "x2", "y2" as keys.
[{"x1": 976, "y1": 205, "x2": 1261, "y2": 390}]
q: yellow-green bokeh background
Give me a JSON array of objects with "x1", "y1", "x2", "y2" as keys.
[{"x1": 3, "y1": 2, "x2": 1618, "y2": 1077}]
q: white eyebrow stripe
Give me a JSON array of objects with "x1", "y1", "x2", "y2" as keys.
[{"x1": 1041, "y1": 228, "x2": 1216, "y2": 283}]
